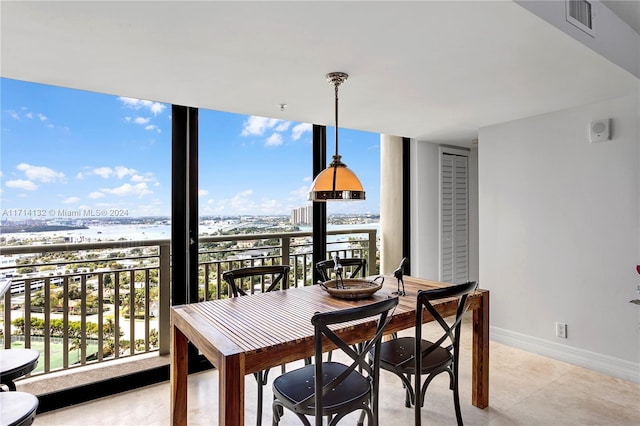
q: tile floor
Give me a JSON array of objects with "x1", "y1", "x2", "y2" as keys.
[{"x1": 32, "y1": 321, "x2": 640, "y2": 425}]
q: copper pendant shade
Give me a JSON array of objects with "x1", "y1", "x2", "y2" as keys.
[{"x1": 308, "y1": 72, "x2": 365, "y2": 202}]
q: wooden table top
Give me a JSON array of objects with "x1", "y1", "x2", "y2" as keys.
[{"x1": 171, "y1": 275, "x2": 486, "y2": 375}]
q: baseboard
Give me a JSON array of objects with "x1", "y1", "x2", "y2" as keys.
[{"x1": 491, "y1": 326, "x2": 640, "y2": 384}]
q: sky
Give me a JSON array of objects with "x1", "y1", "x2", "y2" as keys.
[{"x1": 0, "y1": 78, "x2": 380, "y2": 219}]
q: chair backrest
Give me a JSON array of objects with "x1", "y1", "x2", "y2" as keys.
[
  {"x1": 222, "y1": 265, "x2": 290, "y2": 297},
  {"x1": 303, "y1": 296, "x2": 399, "y2": 425},
  {"x1": 413, "y1": 281, "x2": 478, "y2": 371},
  {"x1": 315, "y1": 257, "x2": 367, "y2": 282}
]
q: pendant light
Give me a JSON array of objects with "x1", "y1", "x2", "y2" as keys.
[{"x1": 308, "y1": 72, "x2": 365, "y2": 201}]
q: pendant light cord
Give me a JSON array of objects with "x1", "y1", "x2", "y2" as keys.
[
  {"x1": 334, "y1": 82, "x2": 339, "y2": 158},
  {"x1": 331, "y1": 81, "x2": 340, "y2": 194},
  {"x1": 331, "y1": 78, "x2": 341, "y2": 194}
]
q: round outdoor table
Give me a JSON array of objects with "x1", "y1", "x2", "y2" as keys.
[
  {"x1": 0, "y1": 349, "x2": 39, "y2": 391},
  {"x1": 0, "y1": 391, "x2": 38, "y2": 426}
]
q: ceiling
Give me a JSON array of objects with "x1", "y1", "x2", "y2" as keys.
[
  {"x1": 602, "y1": 0, "x2": 640, "y2": 35},
  {"x1": 1, "y1": 1, "x2": 638, "y2": 146}
]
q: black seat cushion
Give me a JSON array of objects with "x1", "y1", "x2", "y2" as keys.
[
  {"x1": 378, "y1": 336, "x2": 452, "y2": 374},
  {"x1": 273, "y1": 361, "x2": 371, "y2": 414}
]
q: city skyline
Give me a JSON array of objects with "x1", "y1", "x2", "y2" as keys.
[{"x1": 0, "y1": 78, "x2": 381, "y2": 219}]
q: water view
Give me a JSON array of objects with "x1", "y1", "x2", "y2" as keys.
[{"x1": 0, "y1": 214, "x2": 379, "y2": 376}]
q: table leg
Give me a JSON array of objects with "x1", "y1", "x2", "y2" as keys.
[
  {"x1": 171, "y1": 324, "x2": 188, "y2": 426},
  {"x1": 472, "y1": 291, "x2": 489, "y2": 408},
  {"x1": 219, "y1": 353, "x2": 245, "y2": 425}
]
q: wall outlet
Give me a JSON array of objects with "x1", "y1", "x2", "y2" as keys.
[{"x1": 556, "y1": 322, "x2": 567, "y2": 339}]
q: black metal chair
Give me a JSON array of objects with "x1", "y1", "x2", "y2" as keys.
[
  {"x1": 222, "y1": 264, "x2": 291, "y2": 426},
  {"x1": 314, "y1": 256, "x2": 369, "y2": 364},
  {"x1": 315, "y1": 257, "x2": 367, "y2": 282},
  {"x1": 375, "y1": 281, "x2": 477, "y2": 426},
  {"x1": 223, "y1": 264, "x2": 291, "y2": 297},
  {"x1": 272, "y1": 295, "x2": 399, "y2": 426}
]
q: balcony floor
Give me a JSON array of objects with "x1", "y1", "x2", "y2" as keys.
[{"x1": 29, "y1": 321, "x2": 640, "y2": 425}]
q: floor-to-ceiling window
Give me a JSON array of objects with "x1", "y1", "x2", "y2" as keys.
[{"x1": 1, "y1": 77, "x2": 171, "y2": 373}]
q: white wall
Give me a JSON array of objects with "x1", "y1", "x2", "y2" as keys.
[
  {"x1": 410, "y1": 140, "x2": 440, "y2": 280},
  {"x1": 410, "y1": 142, "x2": 480, "y2": 283},
  {"x1": 479, "y1": 94, "x2": 640, "y2": 381}
]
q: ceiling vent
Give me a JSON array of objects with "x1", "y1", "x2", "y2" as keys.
[{"x1": 566, "y1": 0, "x2": 595, "y2": 37}]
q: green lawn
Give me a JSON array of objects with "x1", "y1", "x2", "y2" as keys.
[{"x1": 11, "y1": 340, "x2": 99, "y2": 373}]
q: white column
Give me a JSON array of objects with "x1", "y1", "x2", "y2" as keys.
[{"x1": 380, "y1": 134, "x2": 404, "y2": 274}]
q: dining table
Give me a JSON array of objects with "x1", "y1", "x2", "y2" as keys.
[{"x1": 170, "y1": 274, "x2": 489, "y2": 426}]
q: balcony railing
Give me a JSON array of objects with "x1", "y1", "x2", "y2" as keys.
[{"x1": 0, "y1": 228, "x2": 377, "y2": 379}]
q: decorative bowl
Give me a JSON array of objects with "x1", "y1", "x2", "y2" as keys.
[{"x1": 319, "y1": 276, "x2": 384, "y2": 300}]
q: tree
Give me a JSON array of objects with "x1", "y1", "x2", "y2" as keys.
[
  {"x1": 69, "y1": 336, "x2": 81, "y2": 361},
  {"x1": 121, "y1": 288, "x2": 146, "y2": 318},
  {"x1": 149, "y1": 329, "x2": 159, "y2": 348},
  {"x1": 50, "y1": 319, "x2": 65, "y2": 336},
  {"x1": 12, "y1": 317, "x2": 25, "y2": 335}
]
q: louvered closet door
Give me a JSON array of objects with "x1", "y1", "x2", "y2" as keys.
[{"x1": 441, "y1": 153, "x2": 469, "y2": 284}]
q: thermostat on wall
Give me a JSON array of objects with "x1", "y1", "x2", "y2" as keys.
[{"x1": 589, "y1": 119, "x2": 610, "y2": 143}]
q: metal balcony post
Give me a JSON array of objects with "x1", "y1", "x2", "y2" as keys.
[
  {"x1": 159, "y1": 242, "x2": 171, "y2": 355},
  {"x1": 367, "y1": 230, "x2": 376, "y2": 275},
  {"x1": 281, "y1": 236, "x2": 290, "y2": 267}
]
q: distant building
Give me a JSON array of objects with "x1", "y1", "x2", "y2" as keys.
[
  {"x1": 291, "y1": 205, "x2": 313, "y2": 225},
  {"x1": 0, "y1": 255, "x2": 17, "y2": 278}
]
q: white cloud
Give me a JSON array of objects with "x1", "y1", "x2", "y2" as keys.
[
  {"x1": 6, "y1": 179, "x2": 38, "y2": 191},
  {"x1": 265, "y1": 133, "x2": 283, "y2": 147},
  {"x1": 303, "y1": 176, "x2": 312, "y2": 182},
  {"x1": 89, "y1": 191, "x2": 105, "y2": 199},
  {"x1": 76, "y1": 172, "x2": 85, "y2": 180},
  {"x1": 120, "y1": 98, "x2": 164, "y2": 132},
  {"x1": 260, "y1": 198, "x2": 280, "y2": 213},
  {"x1": 198, "y1": 189, "x2": 209, "y2": 196},
  {"x1": 91, "y1": 166, "x2": 137, "y2": 179},
  {"x1": 229, "y1": 189, "x2": 256, "y2": 212},
  {"x1": 149, "y1": 103, "x2": 165, "y2": 115},
  {"x1": 7, "y1": 109, "x2": 51, "y2": 125},
  {"x1": 118, "y1": 97, "x2": 166, "y2": 116},
  {"x1": 16, "y1": 163, "x2": 65, "y2": 183},
  {"x1": 289, "y1": 185, "x2": 311, "y2": 201},
  {"x1": 114, "y1": 166, "x2": 136, "y2": 179},
  {"x1": 100, "y1": 182, "x2": 152, "y2": 197},
  {"x1": 63, "y1": 196, "x2": 80, "y2": 204},
  {"x1": 292, "y1": 123, "x2": 312, "y2": 140},
  {"x1": 241, "y1": 116, "x2": 288, "y2": 137},
  {"x1": 130, "y1": 173, "x2": 156, "y2": 184},
  {"x1": 236, "y1": 189, "x2": 253, "y2": 198},
  {"x1": 275, "y1": 121, "x2": 291, "y2": 132},
  {"x1": 93, "y1": 167, "x2": 113, "y2": 178}
]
